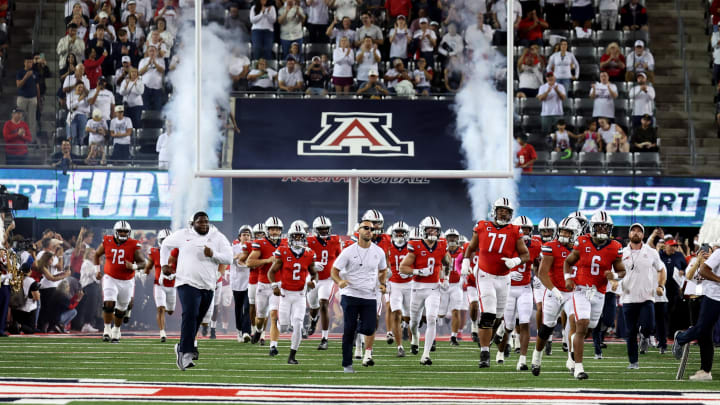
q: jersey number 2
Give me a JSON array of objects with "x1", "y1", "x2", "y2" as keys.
[{"x1": 292, "y1": 263, "x2": 302, "y2": 280}]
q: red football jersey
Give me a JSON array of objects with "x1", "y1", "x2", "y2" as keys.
[
  {"x1": 388, "y1": 242, "x2": 411, "y2": 283},
  {"x1": 150, "y1": 247, "x2": 175, "y2": 287},
  {"x1": 473, "y1": 220, "x2": 524, "y2": 276},
  {"x1": 408, "y1": 239, "x2": 448, "y2": 284},
  {"x1": 572, "y1": 235, "x2": 623, "y2": 294},
  {"x1": 102, "y1": 235, "x2": 141, "y2": 280},
  {"x1": 541, "y1": 240, "x2": 573, "y2": 292},
  {"x1": 448, "y1": 245, "x2": 464, "y2": 284},
  {"x1": 342, "y1": 237, "x2": 356, "y2": 249},
  {"x1": 511, "y1": 238, "x2": 542, "y2": 286},
  {"x1": 238, "y1": 240, "x2": 258, "y2": 284},
  {"x1": 273, "y1": 246, "x2": 316, "y2": 291},
  {"x1": 373, "y1": 234, "x2": 392, "y2": 253},
  {"x1": 252, "y1": 237, "x2": 287, "y2": 284},
  {"x1": 307, "y1": 235, "x2": 342, "y2": 281}
]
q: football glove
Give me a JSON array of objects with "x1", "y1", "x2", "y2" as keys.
[{"x1": 501, "y1": 257, "x2": 522, "y2": 269}]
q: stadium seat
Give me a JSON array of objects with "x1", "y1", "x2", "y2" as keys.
[
  {"x1": 633, "y1": 152, "x2": 661, "y2": 168},
  {"x1": 136, "y1": 128, "x2": 162, "y2": 153},
  {"x1": 624, "y1": 30, "x2": 649, "y2": 47},
  {"x1": 573, "y1": 98, "x2": 595, "y2": 117},
  {"x1": 571, "y1": 115, "x2": 591, "y2": 132},
  {"x1": 614, "y1": 99, "x2": 629, "y2": 116},
  {"x1": 570, "y1": 31, "x2": 594, "y2": 47},
  {"x1": 542, "y1": 29, "x2": 571, "y2": 44},
  {"x1": 141, "y1": 110, "x2": 164, "y2": 129},
  {"x1": 521, "y1": 115, "x2": 542, "y2": 133},
  {"x1": 533, "y1": 151, "x2": 551, "y2": 173},
  {"x1": 578, "y1": 151, "x2": 606, "y2": 174},
  {"x1": 520, "y1": 97, "x2": 542, "y2": 115},
  {"x1": 55, "y1": 127, "x2": 66, "y2": 144},
  {"x1": 528, "y1": 132, "x2": 551, "y2": 151},
  {"x1": 304, "y1": 43, "x2": 331, "y2": 59},
  {"x1": 550, "y1": 151, "x2": 578, "y2": 174},
  {"x1": 571, "y1": 46, "x2": 598, "y2": 65},
  {"x1": 595, "y1": 30, "x2": 624, "y2": 47},
  {"x1": 606, "y1": 152, "x2": 633, "y2": 174},
  {"x1": 277, "y1": 93, "x2": 304, "y2": 99},
  {"x1": 572, "y1": 80, "x2": 593, "y2": 97},
  {"x1": 578, "y1": 64, "x2": 600, "y2": 81}
]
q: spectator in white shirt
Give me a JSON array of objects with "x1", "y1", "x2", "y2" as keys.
[
  {"x1": 490, "y1": 0, "x2": 521, "y2": 45},
  {"x1": 332, "y1": 36, "x2": 355, "y2": 94},
  {"x1": 278, "y1": 57, "x2": 305, "y2": 92},
  {"x1": 90, "y1": 12, "x2": 117, "y2": 42},
  {"x1": 156, "y1": 120, "x2": 171, "y2": 169},
  {"x1": 599, "y1": 0, "x2": 620, "y2": 30},
  {"x1": 413, "y1": 57, "x2": 432, "y2": 96},
  {"x1": 57, "y1": 23, "x2": 85, "y2": 70},
  {"x1": 109, "y1": 105, "x2": 133, "y2": 163},
  {"x1": 305, "y1": 0, "x2": 330, "y2": 43},
  {"x1": 138, "y1": 45, "x2": 165, "y2": 111},
  {"x1": 629, "y1": 72, "x2": 655, "y2": 127},
  {"x1": 388, "y1": 15, "x2": 411, "y2": 64},
  {"x1": 118, "y1": 66, "x2": 144, "y2": 128},
  {"x1": 626, "y1": 40, "x2": 655, "y2": 82},
  {"x1": 332, "y1": 0, "x2": 360, "y2": 22},
  {"x1": 247, "y1": 58, "x2": 278, "y2": 91},
  {"x1": 85, "y1": 109, "x2": 108, "y2": 165},
  {"x1": 229, "y1": 50, "x2": 251, "y2": 92},
  {"x1": 384, "y1": 59, "x2": 412, "y2": 93},
  {"x1": 278, "y1": 0, "x2": 306, "y2": 59},
  {"x1": 326, "y1": 16, "x2": 356, "y2": 47},
  {"x1": 546, "y1": 39, "x2": 579, "y2": 93},
  {"x1": 88, "y1": 77, "x2": 114, "y2": 124},
  {"x1": 464, "y1": 13, "x2": 494, "y2": 52},
  {"x1": 438, "y1": 23, "x2": 463, "y2": 68},
  {"x1": 517, "y1": 45, "x2": 544, "y2": 98},
  {"x1": 537, "y1": 71, "x2": 566, "y2": 134},
  {"x1": 250, "y1": 0, "x2": 277, "y2": 60},
  {"x1": 590, "y1": 71, "x2": 618, "y2": 121},
  {"x1": 66, "y1": 82, "x2": 91, "y2": 145},
  {"x1": 355, "y1": 36, "x2": 381, "y2": 87},
  {"x1": 413, "y1": 18, "x2": 437, "y2": 68}
]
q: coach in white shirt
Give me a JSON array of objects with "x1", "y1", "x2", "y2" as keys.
[
  {"x1": 673, "y1": 242, "x2": 720, "y2": 380},
  {"x1": 161, "y1": 211, "x2": 232, "y2": 371},
  {"x1": 331, "y1": 219, "x2": 388, "y2": 373},
  {"x1": 620, "y1": 223, "x2": 665, "y2": 369}
]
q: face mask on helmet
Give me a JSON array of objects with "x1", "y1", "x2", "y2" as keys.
[
  {"x1": 521, "y1": 226, "x2": 533, "y2": 241},
  {"x1": 267, "y1": 227, "x2": 283, "y2": 242},
  {"x1": 371, "y1": 221, "x2": 384, "y2": 236},
  {"x1": 392, "y1": 230, "x2": 407, "y2": 245},
  {"x1": 494, "y1": 207, "x2": 513, "y2": 226},
  {"x1": 315, "y1": 226, "x2": 331, "y2": 239},
  {"x1": 289, "y1": 232, "x2": 307, "y2": 250},
  {"x1": 558, "y1": 229, "x2": 574, "y2": 245},
  {"x1": 423, "y1": 227, "x2": 440, "y2": 242},
  {"x1": 446, "y1": 235, "x2": 459, "y2": 248},
  {"x1": 592, "y1": 223, "x2": 612, "y2": 241},
  {"x1": 539, "y1": 229, "x2": 555, "y2": 242}
]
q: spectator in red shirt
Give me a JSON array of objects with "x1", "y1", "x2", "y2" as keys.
[
  {"x1": 386, "y1": 0, "x2": 412, "y2": 21},
  {"x1": 711, "y1": 0, "x2": 720, "y2": 26},
  {"x1": 515, "y1": 134, "x2": 537, "y2": 173},
  {"x1": 83, "y1": 47, "x2": 107, "y2": 89},
  {"x1": 515, "y1": 9, "x2": 547, "y2": 47},
  {"x1": 3, "y1": 108, "x2": 33, "y2": 165}
]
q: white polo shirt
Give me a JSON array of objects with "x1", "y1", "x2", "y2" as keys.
[
  {"x1": 700, "y1": 249, "x2": 720, "y2": 302},
  {"x1": 620, "y1": 242, "x2": 665, "y2": 304},
  {"x1": 333, "y1": 242, "x2": 387, "y2": 300},
  {"x1": 160, "y1": 226, "x2": 233, "y2": 291}
]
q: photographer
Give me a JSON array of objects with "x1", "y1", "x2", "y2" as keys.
[{"x1": 305, "y1": 56, "x2": 328, "y2": 96}]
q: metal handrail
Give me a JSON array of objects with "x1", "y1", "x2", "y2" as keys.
[{"x1": 676, "y1": 0, "x2": 697, "y2": 170}]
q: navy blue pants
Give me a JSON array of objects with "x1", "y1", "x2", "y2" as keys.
[
  {"x1": 177, "y1": 284, "x2": 214, "y2": 354},
  {"x1": 623, "y1": 301, "x2": 655, "y2": 363},
  {"x1": 233, "y1": 290, "x2": 251, "y2": 335},
  {"x1": 142, "y1": 87, "x2": 164, "y2": 111},
  {"x1": 593, "y1": 292, "x2": 616, "y2": 355},
  {"x1": 679, "y1": 296, "x2": 720, "y2": 372},
  {"x1": 654, "y1": 302, "x2": 667, "y2": 349},
  {"x1": 0, "y1": 285, "x2": 10, "y2": 334},
  {"x1": 341, "y1": 295, "x2": 376, "y2": 367}
]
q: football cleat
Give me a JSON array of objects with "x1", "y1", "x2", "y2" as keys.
[
  {"x1": 531, "y1": 364, "x2": 541, "y2": 376},
  {"x1": 600, "y1": 343, "x2": 607, "y2": 349},
  {"x1": 386, "y1": 331, "x2": 394, "y2": 345},
  {"x1": 362, "y1": 352, "x2": 374, "y2": 367},
  {"x1": 192, "y1": 350, "x2": 199, "y2": 361},
  {"x1": 161, "y1": 336, "x2": 166, "y2": 343},
  {"x1": 411, "y1": 344, "x2": 419, "y2": 355},
  {"x1": 450, "y1": 336, "x2": 459, "y2": 346},
  {"x1": 269, "y1": 346, "x2": 279, "y2": 357},
  {"x1": 627, "y1": 363, "x2": 639, "y2": 370},
  {"x1": 318, "y1": 338, "x2": 328, "y2": 350},
  {"x1": 288, "y1": 350, "x2": 298, "y2": 365},
  {"x1": 287, "y1": 358, "x2": 299, "y2": 365},
  {"x1": 504, "y1": 345, "x2": 510, "y2": 358},
  {"x1": 420, "y1": 356, "x2": 432, "y2": 366},
  {"x1": 308, "y1": 318, "x2": 318, "y2": 336},
  {"x1": 575, "y1": 371, "x2": 589, "y2": 380},
  {"x1": 640, "y1": 337, "x2": 649, "y2": 354},
  {"x1": 110, "y1": 328, "x2": 120, "y2": 344},
  {"x1": 517, "y1": 362, "x2": 528, "y2": 371},
  {"x1": 210, "y1": 328, "x2": 217, "y2": 340},
  {"x1": 302, "y1": 328, "x2": 308, "y2": 339},
  {"x1": 201, "y1": 324, "x2": 209, "y2": 337},
  {"x1": 493, "y1": 333, "x2": 503, "y2": 346},
  {"x1": 260, "y1": 338, "x2": 266, "y2": 346},
  {"x1": 243, "y1": 333, "x2": 251, "y2": 343},
  {"x1": 545, "y1": 340, "x2": 552, "y2": 356},
  {"x1": 102, "y1": 334, "x2": 110, "y2": 342},
  {"x1": 431, "y1": 340, "x2": 436, "y2": 352},
  {"x1": 479, "y1": 351, "x2": 490, "y2": 368},
  {"x1": 251, "y1": 331, "x2": 261, "y2": 344},
  {"x1": 343, "y1": 366, "x2": 355, "y2": 373},
  {"x1": 397, "y1": 347, "x2": 406, "y2": 357},
  {"x1": 496, "y1": 350, "x2": 504, "y2": 364},
  {"x1": 354, "y1": 346, "x2": 362, "y2": 359},
  {"x1": 175, "y1": 344, "x2": 185, "y2": 371},
  {"x1": 562, "y1": 342, "x2": 569, "y2": 352},
  {"x1": 672, "y1": 330, "x2": 685, "y2": 360},
  {"x1": 471, "y1": 331, "x2": 479, "y2": 344}
]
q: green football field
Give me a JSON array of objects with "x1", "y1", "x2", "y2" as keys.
[{"x1": 0, "y1": 334, "x2": 712, "y2": 390}]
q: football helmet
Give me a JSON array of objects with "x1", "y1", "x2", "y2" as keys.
[
  {"x1": 390, "y1": 221, "x2": 410, "y2": 246},
  {"x1": 312, "y1": 216, "x2": 332, "y2": 239},
  {"x1": 287, "y1": 222, "x2": 308, "y2": 250},
  {"x1": 113, "y1": 221, "x2": 131, "y2": 242},
  {"x1": 491, "y1": 197, "x2": 514, "y2": 226},
  {"x1": 557, "y1": 217, "x2": 582, "y2": 245},
  {"x1": 511, "y1": 216, "x2": 534, "y2": 241},
  {"x1": 459, "y1": 234, "x2": 469, "y2": 245},
  {"x1": 444, "y1": 228, "x2": 460, "y2": 248},
  {"x1": 568, "y1": 211, "x2": 589, "y2": 234},
  {"x1": 419, "y1": 216, "x2": 442, "y2": 242},
  {"x1": 238, "y1": 224, "x2": 252, "y2": 237},
  {"x1": 537, "y1": 217, "x2": 558, "y2": 243},
  {"x1": 264, "y1": 216, "x2": 284, "y2": 242},
  {"x1": 589, "y1": 211, "x2": 614, "y2": 242},
  {"x1": 361, "y1": 209, "x2": 384, "y2": 236},
  {"x1": 157, "y1": 228, "x2": 171, "y2": 246},
  {"x1": 252, "y1": 223, "x2": 266, "y2": 239},
  {"x1": 409, "y1": 226, "x2": 421, "y2": 240},
  {"x1": 290, "y1": 219, "x2": 309, "y2": 234}
]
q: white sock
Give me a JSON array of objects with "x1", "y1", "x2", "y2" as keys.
[
  {"x1": 574, "y1": 362, "x2": 584, "y2": 375},
  {"x1": 270, "y1": 340, "x2": 278, "y2": 348},
  {"x1": 519, "y1": 355, "x2": 527, "y2": 365},
  {"x1": 411, "y1": 328, "x2": 419, "y2": 346},
  {"x1": 496, "y1": 321, "x2": 506, "y2": 338},
  {"x1": 210, "y1": 320, "x2": 217, "y2": 328},
  {"x1": 451, "y1": 332, "x2": 457, "y2": 337},
  {"x1": 251, "y1": 325, "x2": 257, "y2": 334},
  {"x1": 260, "y1": 330, "x2": 266, "y2": 340},
  {"x1": 194, "y1": 339, "x2": 198, "y2": 348},
  {"x1": 355, "y1": 333, "x2": 363, "y2": 349},
  {"x1": 532, "y1": 349, "x2": 543, "y2": 366},
  {"x1": 321, "y1": 329, "x2": 329, "y2": 339},
  {"x1": 569, "y1": 333, "x2": 575, "y2": 355},
  {"x1": 397, "y1": 344, "x2": 404, "y2": 350},
  {"x1": 481, "y1": 346, "x2": 489, "y2": 352},
  {"x1": 104, "y1": 323, "x2": 111, "y2": 334},
  {"x1": 160, "y1": 329, "x2": 166, "y2": 338},
  {"x1": 422, "y1": 318, "x2": 437, "y2": 359},
  {"x1": 365, "y1": 348, "x2": 373, "y2": 357}
]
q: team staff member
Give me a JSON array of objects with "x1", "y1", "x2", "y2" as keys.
[
  {"x1": 161, "y1": 211, "x2": 232, "y2": 371},
  {"x1": 331, "y1": 219, "x2": 388, "y2": 374},
  {"x1": 619, "y1": 223, "x2": 665, "y2": 369}
]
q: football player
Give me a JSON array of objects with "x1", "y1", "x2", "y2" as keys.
[
  {"x1": 231, "y1": 225, "x2": 253, "y2": 342},
  {"x1": 144, "y1": 228, "x2": 175, "y2": 342},
  {"x1": 306, "y1": 216, "x2": 341, "y2": 349},
  {"x1": 247, "y1": 216, "x2": 287, "y2": 356},
  {"x1": 461, "y1": 198, "x2": 530, "y2": 368},
  {"x1": 387, "y1": 221, "x2": 411, "y2": 357},
  {"x1": 563, "y1": 211, "x2": 625, "y2": 380},
  {"x1": 533, "y1": 217, "x2": 557, "y2": 354},
  {"x1": 268, "y1": 222, "x2": 319, "y2": 364},
  {"x1": 497, "y1": 216, "x2": 542, "y2": 370},
  {"x1": 400, "y1": 216, "x2": 451, "y2": 365},
  {"x1": 94, "y1": 221, "x2": 145, "y2": 343},
  {"x1": 441, "y1": 228, "x2": 465, "y2": 346},
  {"x1": 247, "y1": 223, "x2": 266, "y2": 342},
  {"x1": 531, "y1": 217, "x2": 581, "y2": 376}
]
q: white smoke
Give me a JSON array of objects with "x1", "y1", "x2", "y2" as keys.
[
  {"x1": 165, "y1": 10, "x2": 236, "y2": 229},
  {"x1": 452, "y1": 1, "x2": 520, "y2": 221}
]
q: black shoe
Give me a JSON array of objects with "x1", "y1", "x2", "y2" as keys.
[
  {"x1": 518, "y1": 363, "x2": 529, "y2": 371},
  {"x1": 514, "y1": 347, "x2": 520, "y2": 354},
  {"x1": 479, "y1": 351, "x2": 490, "y2": 368},
  {"x1": 102, "y1": 334, "x2": 110, "y2": 342},
  {"x1": 411, "y1": 344, "x2": 419, "y2": 355},
  {"x1": 450, "y1": 336, "x2": 459, "y2": 346},
  {"x1": 53, "y1": 324, "x2": 65, "y2": 334},
  {"x1": 260, "y1": 338, "x2": 266, "y2": 346},
  {"x1": 175, "y1": 344, "x2": 185, "y2": 371},
  {"x1": 269, "y1": 346, "x2": 279, "y2": 357},
  {"x1": 504, "y1": 345, "x2": 510, "y2": 358},
  {"x1": 430, "y1": 340, "x2": 436, "y2": 352},
  {"x1": 386, "y1": 332, "x2": 394, "y2": 345},
  {"x1": 318, "y1": 338, "x2": 328, "y2": 350},
  {"x1": 672, "y1": 330, "x2": 684, "y2": 360},
  {"x1": 288, "y1": 349, "x2": 298, "y2": 364},
  {"x1": 562, "y1": 342, "x2": 569, "y2": 352},
  {"x1": 471, "y1": 332, "x2": 479, "y2": 343},
  {"x1": 123, "y1": 316, "x2": 130, "y2": 324},
  {"x1": 493, "y1": 333, "x2": 503, "y2": 346},
  {"x1": 420, "y1": 356, "x2": 432, "y2": 365},
  {"x1": 575, "y1": 371, "x2": 589, "y2": 380},
  {"x1": 302, "y1": 328, "x2": 308, "y2": 339},
  {"x1": 161, "y1": 336, "x2": 167, "y2": 343},
  {"x1": 640, "y1": 337, "x2": 649, "y2": 354},
  {"x1": 308, "y1": 318, "x2": 318, "y2": 336},
  {"x1": 210, "y1": 328, "x2": 216, "y2": 340},
  {"x1": 192, "y1": 350, "x2": 199, "y2": 361},
  {"x1": 201, "y1": 325, "x2": 209, "y2": 337},
  {"x1": 545, "y1": 341, "x2": 552, "y2": 356},
  {"x1": 251, "y1": 331, "x2": 261, "y2": 344},
  {"x1": 402, "y1": 326, "x2": 410, "y2": 341},
  {"x1": 531, "y1": 364, "x2": 541, "y2": 376}
]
